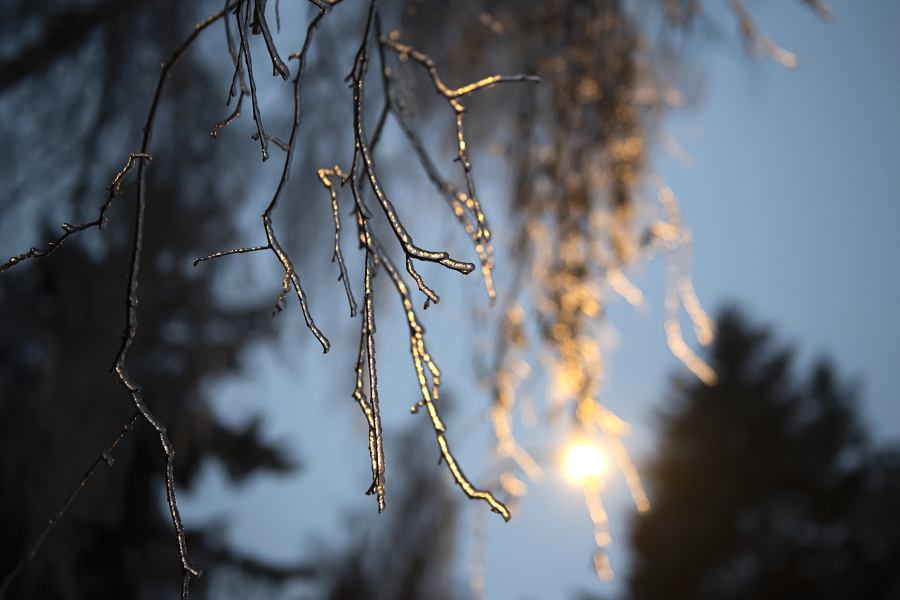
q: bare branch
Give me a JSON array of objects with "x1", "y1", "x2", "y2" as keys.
[
  {"x1": 362, "y1": 245, "x2": 386, "y2": 510},
  {"x1": 346, "y1": 204, "x2": 387, "y2": 509},
  {"x1": 406, "y1": 256, "x2": 439, "y2": 309},
  {"x1": 375, "y1": 35, "x2": 537, "y2": 305},
  {"x1": 349, "y1": 11, "x2": 476, "y2": 308},
  {"x1": 1, "y1": 153, "x2": 149, "y2": 273},
  {"x1": 253, "y1": 0, "x2": 291, "y2": 80},
  {"x1": 195, "y1": 1, "x2": 339, "y2": 354},
  {"x1": 318, "y1": 168, "x2": 358, "y2": 317},
  {"x1": 0, "y1": 415, "x2": 139, "y2": 599},
  {"x1": 211, "y1": 92, "x2": 244, "y2": 137},
  {"x1": 306, "y1": 0, "x2": 333, "y2": 13},
  {"x1": 373, "y1": 237, "x2": 510, "y2": 521},
  {"x1": 193, "y1": 244, "x2": 270, "y2": 266},
  {"x1": 105, "y1": 5, "x2": 242, "y2": 593},
  {"x1": 251, "y1": 131, "x2": 290, "y2": 151},
  {"x1": 378, "y1": 37, "x2": 540, "y2": 103},
  {"x1": 236, "y1": 0, "x2": 269, "y2": 161}
]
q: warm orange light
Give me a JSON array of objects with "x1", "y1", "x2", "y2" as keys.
[{"x1": 565, "y1": 445, "x2": 605, "y2": 478}]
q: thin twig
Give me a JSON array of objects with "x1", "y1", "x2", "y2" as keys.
[
  {"x1": 253, "y1": 0, "x2": 290, "y2": 80},
  {"x1": 350, "y1": 7, "x2": 476, "y2": 309},
  {"x1": 107, "y1": 5, "x2": 242, "y2": 595},
  {"x1": 318, "y1": 168, "x2": 358, "y2": 317},
  {"x1": 251, "y1": 131, "x2": 290, "y2": 151},
  {"x1": 236, "y1": 0, "x2": 269, "y2": 161},
  {"x1": 0, "y1": 415, "x2": 140, "y2": 599},
  {"x1": 193, "y1": 245, "x2": 270, "y2": 266},
  {"x1": 195, "y1": 1, "x2": 339, "y2": 353},
  {"x1": 1, "y1": 153, "x2": 149, "y2": 273},
  {"x1": 211, "y1": 91, "x2": 244, "y2": 137},
  {"x1": 346, "y1": 199, "x2": 387, "y2": 509},
  {"x1": 373, "y1": 236, "x2": 510, "y2": 521},
  {"x1": 375, "y1": 35, "x2": 537, "y2": 305},
  {"x1": 362, "y1": 243, "x2": 386, "y2": 509},
  {"x1": 306, "y1": 0, "x2": 333, "y2": 13}
]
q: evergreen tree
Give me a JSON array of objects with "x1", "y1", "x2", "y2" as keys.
[{"x1": 629, "y1": 307, "x2": 900, "y2": 600}]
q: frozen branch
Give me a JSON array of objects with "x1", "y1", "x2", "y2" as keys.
[
  {"x1": 252, "y1": 0, "x2": 291, "y2": 80},
  {"x1": 373, "y1": 236, "x2": 510, "y2": 521},
  {"x1": 235, "y1": 0, "x2": 269, "y2": 161},
  {"x1": 375, "y1": 34, "x2": 539, "y2": 305},
  {"x1": 349, "y1": 6, "x2": 477, "y2": 308},
  {"x1": 0, "y1": 415, "x2": 139, "y2": 599},
  {"x1": 1, "y1": 153, "x2": 149, "y2": 273},
  {"x1": 346, "y1": 203, "x2": 386, "y2": 510},
  {"x1": 103, "y1": 7, "x2": 245, "y2": 595},
  {"x1": 318, "y1": 168, "x2": 358, "y2": 317},
  {"x1": 195, "y1": 2, "x2": 339, "y2": 354}
]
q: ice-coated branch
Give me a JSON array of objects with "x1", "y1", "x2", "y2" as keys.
[
  {"x1": 351, "y1": 305, "x2": 382, "y2": 503},
  {"x1": 235, "y1": 0, "x2": 269, "y2": 161},
  {"x1": 195, "y1": 2, "x2": 340, "y2": 354},
  {"x1": 211, "y1": 92, "x2": 244, "y2": 137},
  {"x1": 104, "y1": 6, "x2": 245, "y2": 595},
  {"x1": 305, "y1": 0, "x2": 333, "y2": 13},
  {"x1": 378, "y1": 36, "x2": 538, "y2": 238},
  {"x1": 346, "y1": 202, "x2": 387, "y2": 510},
  {"x1": 318, "y1": 168, "x2": 358, "y2": 317},
  {"x1": 375, "y1": 35, "x2": 538, "y2": 304},
  {"x1": 0, "y1": 415, "x2": 139, "y2": 599},
  {"x1": 373, "y1": 236, "x2": 510, "y2": 521},
  {"x1": 349, "y1": 5, "x2": 476, "y2": 307},
  {"x1": 3, "y1": 5, "x2": 241, "y2": 593},
  {"x1": 212, "y1": 0, "x2": 249, "y2": 138},
  {"x1": 252, "y1": 0, "x2": 291, "y2": 80},
  {"x1": 251, "y1": 131, "x2": 290, "y2": 151},
  {"x1": 193, "y1": 245, "x2": 270, "y2": 266},
  {"x1": 362, "y1": 244, "x2": 386, "y2": 509},
  {"x1": 372, "y1": 49, "x2": 496, "y2": 301},
  {"x1": 1, "y1": 153, "x2": 149, "y2": 273}
]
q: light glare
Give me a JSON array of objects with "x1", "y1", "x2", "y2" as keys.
[{"x1": 566, "y1": 445, "x2": 605, "y2": 478}]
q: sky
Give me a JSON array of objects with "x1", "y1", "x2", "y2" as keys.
[{"x1": 176, "y1": 1, "x2": 900, "y2": 599}]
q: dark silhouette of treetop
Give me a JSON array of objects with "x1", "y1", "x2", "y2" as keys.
[{"x1": 629, "y1": 307, "x2": 900, "y2": 600}]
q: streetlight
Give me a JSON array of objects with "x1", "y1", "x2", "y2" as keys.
[{"x1": 565, "y1": 445, "x2": 606, "y2": 479}]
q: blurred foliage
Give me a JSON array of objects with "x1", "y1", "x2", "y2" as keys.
[{"x1": 629, "y1": 307, "x2": 900, "y2": 600}]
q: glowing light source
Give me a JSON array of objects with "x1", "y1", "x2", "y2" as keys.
[{"x1": 565, "y1": 445, "x2": 605, "y2": 478}]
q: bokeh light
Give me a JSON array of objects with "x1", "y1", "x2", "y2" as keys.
[{"x1": 565, "y1": 445, "x2": 606, "y2": 478}]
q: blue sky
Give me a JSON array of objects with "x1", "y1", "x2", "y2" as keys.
[{"x1": 177, "y1": 1, "x2": 900, "y2": 598}]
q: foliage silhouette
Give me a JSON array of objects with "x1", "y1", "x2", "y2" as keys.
[{"x1": 629, "y1": 307, "x2": 900, "y2": 600}]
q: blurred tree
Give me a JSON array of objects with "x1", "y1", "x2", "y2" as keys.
[{"x1": 629, "y1": 307, "x2": 900, "y2": 600}]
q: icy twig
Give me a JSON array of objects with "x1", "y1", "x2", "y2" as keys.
[
  {"x1": 376, "y1": 34, "x2": 539, "y2": 304},
  {"x1": 317, "y1": 168, "x2": 358, "y2": 317},
  {"x1": 348, "y1": 5, "x2": 478, "y2": 308},
  {"x1": 195, "y1": 2, "x2": 341, "y2": 354},
  {"x1": 374, "y1": 235, "x2": 510, "y2": 520},
  {"x1": 106, "y1": 7, "x2": 246, "y2": 595},
  {"x1": 235, "y1": 0, "x2": 269, "y2": 161},
  {"x1": 0, "y1": 153, "x2": 149, "y2": 273},
  {"x1": 0, "y1": 415, "x2": 139, "y2": 599}
]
